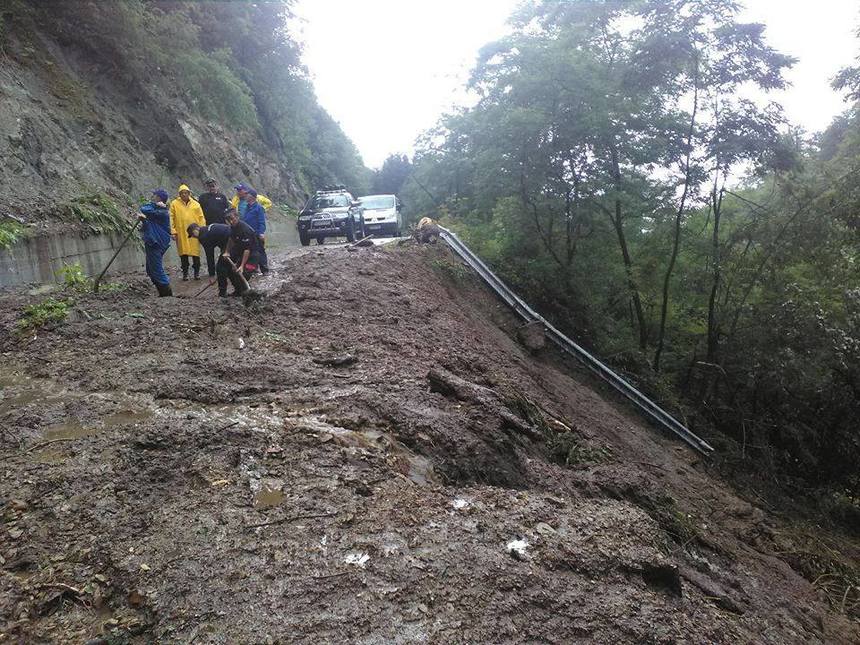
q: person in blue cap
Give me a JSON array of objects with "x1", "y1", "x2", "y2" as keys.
[
  {"x1": 138, "y1": 189, "x2": 173, "y2": 297},
  {"x1": 241, "y1": 188, "x2": 269, "y2": 274}
]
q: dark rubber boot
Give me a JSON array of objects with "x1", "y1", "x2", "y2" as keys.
[{"x1": 156, "y1": 283, "x2": 173, "y2": 297}]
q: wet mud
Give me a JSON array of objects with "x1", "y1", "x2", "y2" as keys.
[{"x1": 0, "y1": 244, "x2": 857, "y2": 643}]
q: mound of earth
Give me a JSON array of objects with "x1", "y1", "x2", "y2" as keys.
[{"x1": 0, "y1": 243, "x2": 857, "y2": 643}]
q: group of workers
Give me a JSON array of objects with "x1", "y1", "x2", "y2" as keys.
[{"x1": 137, "y1": 179, "x2": 272, "y2": 297}]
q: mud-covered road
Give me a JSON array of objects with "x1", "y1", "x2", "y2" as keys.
[{"x1": 1, "y1": 242, "x2": 858, "y2": 643}]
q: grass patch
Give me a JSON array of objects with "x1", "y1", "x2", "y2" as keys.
[
  {"x1": 547, "y1": 431, "x2": 613, "y2": 467},
  {"x1": 432, "y1": 257, "x2": 472, "y2": 283},
  {"x1": 57, "y1": 262, "x2": 126, "y2": 294},
  {"x1": 17, "y1": 298, "x2": 72, "y2": 331},
  {"x1": 769, "y1": 522, "x2": 860, "y2": 617},
  {"x1": 0, "y1": 221, "x2": 26, "y2": 249}
]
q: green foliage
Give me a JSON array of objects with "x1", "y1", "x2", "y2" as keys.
[
  {"x1": 55, "y1": 262, "x2": 128, "y2": 293},
  {"x1": 372, "y1": 155, "x2": 412, "y2": 195},
  {"x1": 25, "y1": 0, "x2": 368, "y2": 188},
  {"x1": 0, "y1": 221, "x2": 26, "y2": 249},
  {"x1": 405, "y1": 0, "x2": 860, "y2": 496},
  {"x1": 60, "y1": 193, "x2": 128, "y2": 234},
  {"x1": 17, "y1": 298, "x2": 71, "y2": 331},
  {"x1": 171, "y1": 48, "x2": 258, "y2": 127},
  {"x1": 57, "y1": 263, "x2": 90, "y2": 290},
  {"x1": 431, "y1": 257, "x2": 471, "y2": 284}
]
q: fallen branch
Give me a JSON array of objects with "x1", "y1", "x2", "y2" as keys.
[
  {"x1": 35, "y1": 582, "x2": 83, "y2": 596},
  {"x1": 24, "y1": 438, "x2": 75, "y2": 454},
  {"x1": 217, "y1": 421, "x2": 240, "y2": 432},
  {"x1": 313, "y1": 571, "x2": 349, "y2": 580},
  {"x1": 350, "y1": 234, "x2": 374, "y2": 247}
]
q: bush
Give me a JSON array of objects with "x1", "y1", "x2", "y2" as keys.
[
  {"x1": 0, "y1": 221, "x2": 26, "y2": 249},
  {"x1": 17, "y1": 298, "x2": 71, "y2": 331},
  {"x1": 58, "y1": 263, "x2": 91, "y2": 290}
]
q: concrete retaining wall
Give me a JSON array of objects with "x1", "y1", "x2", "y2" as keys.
[{"x1": 0, "y1": 213, "x2": 299, "y2": 288}]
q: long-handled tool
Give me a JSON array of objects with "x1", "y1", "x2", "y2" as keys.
[
  {"x1": 222, "y1": 257, "x2": 251, "y2": 293},
  {"x1": 193, "y1": 280, "x2": 216, "y2": 298},
  {"x1": 93, "y1": 219, "x2": 141, "y2": 293}
]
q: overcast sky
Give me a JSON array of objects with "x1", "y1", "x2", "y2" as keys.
[{"x1": 293, "y1": 0, "x2": 860, "y2": 169}]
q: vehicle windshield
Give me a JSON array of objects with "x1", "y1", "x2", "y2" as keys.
[
  {"x1": 359, "y1": 195, "x2": 395, "y2": 210},
  {"x1": 312, "y1": 194, "x2": 350, "y2": 209}
]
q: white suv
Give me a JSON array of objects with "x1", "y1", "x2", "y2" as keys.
[{"x1": 357, "y1": 194, "x2": 402, "y2": 237}]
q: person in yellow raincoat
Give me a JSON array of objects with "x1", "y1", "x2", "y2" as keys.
[{"x1": 170, "y1": 185, "x2": 206, "y2": 280}]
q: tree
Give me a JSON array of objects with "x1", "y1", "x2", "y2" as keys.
[{"x1": 372, "y1": 155, "x2": 412, "y2": 195}]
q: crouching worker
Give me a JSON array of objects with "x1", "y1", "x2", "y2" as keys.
[
  {"x1": 187, "y1": 221, "x2": 230, "y2": 278},
  {"x1": 414, "y1": 216, "x2": 439, "y2": 244},
  {"x1": 139, "y1": 189, "x2": 173, "y2": 297},
  {"x1": 216, "y1": 208, "x2": 259, "y2": 297}
]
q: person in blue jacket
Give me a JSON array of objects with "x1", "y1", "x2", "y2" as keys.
[
  {"x1": 241, "y1": 188, "x2": 269, "y2": 274},
  {"x1": 138, "y1": 189, "x2": 173, "y2": 297}
]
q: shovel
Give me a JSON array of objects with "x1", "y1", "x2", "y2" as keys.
[
  {"x1": 93, "y1": 218, "x2": 141, "y2": 293},
  {"x1": 222, "y1": 257, "x2": 251, "y2": 293}
]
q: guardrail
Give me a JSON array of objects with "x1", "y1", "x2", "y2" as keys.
[{"x1": 438, "y1": 226, "x2": 714, "y2": 456}]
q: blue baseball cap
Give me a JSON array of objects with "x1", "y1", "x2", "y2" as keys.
[
  {"x1": 246, "y1": 188, "x2": 258, "y2": 198},
  {"x1": 234, "y1": 183, "x2": 247, "y2": 192},
  {"x1": 152, "y1": 189, "x2": 169, "y2": 202}
]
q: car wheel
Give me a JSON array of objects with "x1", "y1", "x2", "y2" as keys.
[
  {"x1": 299, "y1": 230, "x2": 310, "y2": 246},
  {"x1": 345, "y1": 218, "x2": 356, "y2": 243},
  {"x1": 316, "y1": 236, "x2": 325, "y2": 245}
]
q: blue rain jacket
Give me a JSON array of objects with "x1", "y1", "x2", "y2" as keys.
[
  {"x1": 139, "y1": 202, "x2": 172, "y2": 249},
  {"x1": 242, "y1": 201, "x2": 267, "y2": 236}
]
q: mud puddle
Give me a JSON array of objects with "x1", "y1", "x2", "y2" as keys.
[
  {"x1": 0, "y1": 372, "x2": 69, "y2": 412},
  {"x1": 42, "y1": 410, "x2": 153, "y2": 440}
]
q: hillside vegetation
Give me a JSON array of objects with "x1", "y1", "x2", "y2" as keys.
[
  {"x1": 402, "y1": 0, "x2": 860, "y2": 506},
  {"x1": 0, "y1": 0, "x2": 369, "y2": 232}
]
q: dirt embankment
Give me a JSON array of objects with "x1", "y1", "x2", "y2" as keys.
[
  {"x1": 0, "y1": 244, "x2": 858, "y2": 643},
  {"x1": 0, "y1": 11, "x2": 301, "y2": 232}
]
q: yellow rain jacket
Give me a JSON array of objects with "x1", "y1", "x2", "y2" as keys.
[
  {"x1": 231, "y1": 193, "x2": 273, "y2": 212},
  {"x1": 169, "y1": 189, "x2": 206, "y2": 257}
]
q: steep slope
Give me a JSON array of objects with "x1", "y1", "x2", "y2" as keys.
[
  {"x1": 0, "y1": 1, "x2": 367, "y2": 233},
  {"x1": 0, "y1": 244, "x2": 858, "y2": 643}
]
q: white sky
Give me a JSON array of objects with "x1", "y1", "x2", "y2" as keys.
[{"x1": 293, "y1": 0, "x2": 860, "y2": 169}]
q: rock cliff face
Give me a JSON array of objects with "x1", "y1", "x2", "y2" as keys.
[{"x1": 0, "y1": 3, "x2": 310, "y2": 231}]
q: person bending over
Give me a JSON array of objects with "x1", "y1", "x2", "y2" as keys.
[
  {"x1": 188, "y1": 221, "x2": 230, "y2": 278},
  {"x1": 217, "y1": 208, "x2": 259, "y2": 297}
]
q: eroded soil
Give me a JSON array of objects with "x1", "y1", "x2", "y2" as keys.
[{"x1": 0, "y1": 243, "x2": 858, "y2": 643}]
